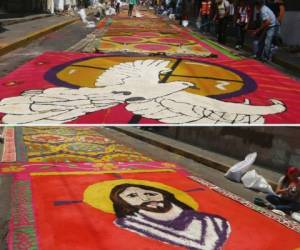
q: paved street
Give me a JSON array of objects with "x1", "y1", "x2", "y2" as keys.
[
  {"x1": 0, "y1": 19, "x2": 93, "y2": 77},
  {"x1": 0, "y1": 9, "x2": 299, "y2": 125}
]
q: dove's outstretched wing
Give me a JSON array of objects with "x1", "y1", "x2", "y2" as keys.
[
  {"x1": 0, "y1": 59, "x2": 178, "y2": 124},
  {"x1": 126, "y1": 91, "x2": 287, "y2": 124},
  {"x1": 0, "y1": 87, "x2": 120, "y2": 124},
  {"x1": 95, "y1": 59, "x2": 171, "y2": 87}
]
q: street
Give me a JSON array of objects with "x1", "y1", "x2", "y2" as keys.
[
  {"x1": 0, "y1": 19, "x2": 93, "y2": 77},
  {"x1": 0, "y1": 126, "x2": 299, "y2": 250},
  {"x1": 0, "y1": 4, "x2": 300, "y2": 250}
]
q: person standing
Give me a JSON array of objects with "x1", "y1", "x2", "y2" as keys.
[
  {"x1": 275, "y1": 0, "x2": 285, "y2": 24},
  {"x1": 273, "y1": 0, "x2": 285, "y2": 46},
  {"x1": 116, "y1": 0, "x2": 121, "y2": 14},
  {"x1": 227, "y1": 0, "x2": 235, "y2": 34},
  {"x1": 214, "y1": 0, "x2": 230, "y2": 44},
  {"x1": 128, "y1": 0, "x2": 137, "y2": 16},
  {"x1": 175, "y1": 0, "x2": 183, "y2": 24},
  {"x1": 199, "y1": 0, "x2": 212, "y2": 33},
  {"x1": 235, "y1": 0, "x2": 250, "y2": 49},
  {"x1": 180, "y1": 0, "x2": 193, "y2": 26},
  {"x1": 266, "y1": 0, "x2": 277, "y2": 15},
  {"x1": 47, "y1": 0, "x2": 54, "y2": 14},
  {"x1": 251, "y1": 0, "x2": 277, "y2": 61}
]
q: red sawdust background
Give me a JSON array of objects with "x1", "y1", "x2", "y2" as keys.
[
  {"x1": 31, "y1": 171, "x2": 300, "y2": 250},
  {"x1": 0, "y1": 51, "x2": 299, "y2": 124}
]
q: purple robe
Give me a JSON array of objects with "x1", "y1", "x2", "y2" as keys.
[{"x1": 115, "y1": 209, "x2": 230, "y2": 250}]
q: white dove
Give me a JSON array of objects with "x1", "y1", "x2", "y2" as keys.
[{"x1": 0, "y1": 59, "x2": 286, "y2": 124}]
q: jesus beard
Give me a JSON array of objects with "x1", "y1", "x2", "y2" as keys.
[{"x1": 136, "y1": 200, "x2": 173, "y2": 213}]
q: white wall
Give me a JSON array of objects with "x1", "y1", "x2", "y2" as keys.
[
  {"x1": 54, "y1": 0, "x2": 64, "y2": 10},
  {"x1": 54, "y1": 0, "x2": 77, "y2": 10},
  {"x1": 47, "y1": 0, "x2": 55, "y2": 13}
]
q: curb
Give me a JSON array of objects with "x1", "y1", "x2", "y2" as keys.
[
  {"x1": 112, "y1": 127, "x2": 234, "y2": 173},
  {"x1": 188, "y1": 24, "x2": 299, "y2": 75},
  {"x1": 272, "y1": 54, "x2": 300, "y2": 74},
  {"x1": 0, "y1": 17, "x2": 79, "y2": 56},
  {"x1": 1, "y1": 14, "x2": 52, "y2": 26},
  {"x1": 113, "y1": 127, "x2": 278, "y2": 189}
]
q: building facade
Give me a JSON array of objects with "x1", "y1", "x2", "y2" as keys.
[
  {"x1": 1, "y1": 0, "x2": 48, "y2": 12},
  {"x1": 0, "y1": 0, "x2": 83, "y2": 13}
]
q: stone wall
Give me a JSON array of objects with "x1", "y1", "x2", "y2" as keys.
[
  {"x1": 285, "y1": 0, "x2": 300, "y2": 11},
  {"x1": 281, "y1": 11, "x2": 300, "y2": 46},
  {"x1": 155, "y1": 127, "x2": 300, "y2": 173}
]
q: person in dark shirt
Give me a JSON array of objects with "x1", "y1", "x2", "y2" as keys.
[
  {"x1": 266, "y1": 0, "x2": 278, "y2": 16},
  {"x1": 266, "y1": 0, "x2": 285, "y2": 46},
  {"x1": 235, "y1": 0, "x2": 251, "y2": 49},
  {"x1": 275, "y1": 0, "x2": 285, "y2": 24}
]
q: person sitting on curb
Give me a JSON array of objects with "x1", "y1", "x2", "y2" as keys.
[{"x1": 255, "y1": 167, "x2": 300, "y2": 215}]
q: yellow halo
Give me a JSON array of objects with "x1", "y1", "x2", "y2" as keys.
[{"x1": 83, "y1": 179, "x2": 198, "y2": 214}]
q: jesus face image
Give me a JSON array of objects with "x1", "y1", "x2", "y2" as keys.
[
  {"x1": 110, "y1": 183, "x2": 193, "y2": 218},
  {"x1": 109, "y1": 183, "x2": 231, "y2": 250},
  {"x1": 118, "y1": 186, "x2": 173, "y2": 213}
]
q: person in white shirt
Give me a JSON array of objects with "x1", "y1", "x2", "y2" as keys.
[{"x1": 252, "y1": 0, "x2": 276, "y2": 60}]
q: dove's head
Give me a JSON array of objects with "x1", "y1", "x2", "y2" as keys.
[
  {"x1": 166, "y1": 81, "x2": 194, "y2": 88},
  {"x1": 159, "y1": 68, "x2": 172, "y2": 75},
  {"x1": 121, "y1": 81, "x2": 194, "y2": 103},
  {"x1": 93, "y1": 59, "x2": 194, "y2": 103}
]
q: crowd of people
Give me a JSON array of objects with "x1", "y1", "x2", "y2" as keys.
[
  {"x1": 93, "y1": 0, "x2": 139, "y2": 17},
  {"x1": 202, "y1": 0, "x2": 286, "y2": 61},
  {"x1": 92, "y1": 0, "x2": 286, "y2": 61},
  {"x1": 154, "y1": 0, "x2": 286, "y2": 61}
]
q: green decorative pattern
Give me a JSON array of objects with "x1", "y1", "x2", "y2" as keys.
[
  {"x1": 11, "y1": 179, "x2": 38, "y2": 250},
  {"x1": 190, "y1": 31, "x2": 241, "y2": 60},
  {"x1": 15, "y1": 127, "x2": 27, "y2": 162}
]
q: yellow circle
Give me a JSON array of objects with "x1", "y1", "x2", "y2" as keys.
[
  {"x1": 56, "y1": 56, "x2": 244, "y2": 97},
  {"x1": 83, "y1": 179, "x2": 198, "y2": 214}
]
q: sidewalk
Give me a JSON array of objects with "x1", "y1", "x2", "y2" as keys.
[
  {"x1": 188, "y1": 22, "x2": 300, "y2": 77},
  {"x1": 113, "y1": 127, "x2": 282, "y2": 189},
  {"x1": 272, "y1": 48, "x2": 300, "y2": 74},
  {"x1": 0, "y1": 13, "x2": 52, "y2": 26},
  {"x1": 0, "y1": 14, "x2": 79, "y2": 56}
]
